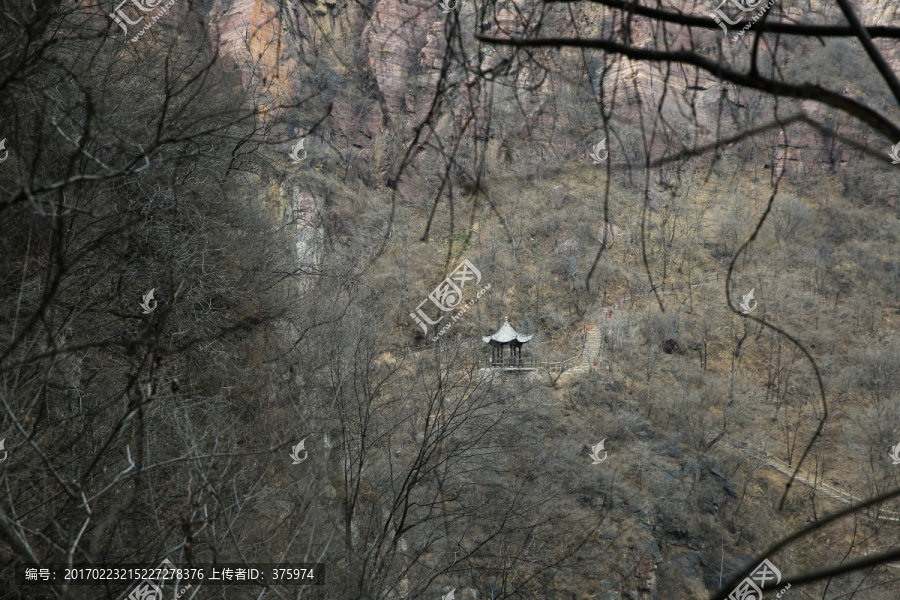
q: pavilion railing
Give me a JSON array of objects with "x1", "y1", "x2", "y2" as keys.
[{"x1": 485, "y1": 356, "x2": 581, "y2": 372}]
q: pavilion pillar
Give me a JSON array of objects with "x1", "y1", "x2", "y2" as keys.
[{"x1": 483, "y1": 317, "x2": 533, "y2": 370}]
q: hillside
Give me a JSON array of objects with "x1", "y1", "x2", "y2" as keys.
[{"x1": 0, "y1": 0, "x2": 899, "y2": 598}]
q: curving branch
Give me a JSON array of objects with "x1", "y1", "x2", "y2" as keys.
[
  {"x1": 545, "y1": 0, "x2": 900, "y2": 38},
  {"x1": 709, "y1": 485, "x2": 900, "y2": 600},
  {"x1": 476, "y1": 34, "x2": 900, "y2": 140}
]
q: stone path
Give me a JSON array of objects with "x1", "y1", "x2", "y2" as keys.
[
  {"x1": 722, "y1": 439, "x2": 900, "y2": 522},
  {"x1": 724, "y1": 439, "x2": 900, "y2": 569}
]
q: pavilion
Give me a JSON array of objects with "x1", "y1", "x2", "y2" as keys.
[{"x1": 483, "y1": 317, "x2": 533, "y2": 367}]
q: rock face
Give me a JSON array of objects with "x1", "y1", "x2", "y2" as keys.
[
  {"x1": 418, "y1": 22, "x2": 446, "y2": 72},
  {"x1": 209, "y1": 0, "x2": 292, "y2": 90},
  {"x1": 282, "y1": 189, "x2": 324, "y2": 279},
  {"x1": 200, "y1": 0, "x2": 900, "y2": 180},
  {"x1": 362, "y1": 0, "x2": 436, "y2": 121}
]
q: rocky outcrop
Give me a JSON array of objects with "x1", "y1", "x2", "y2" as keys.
[
  {"x1": 418, "y1": 21, "x2": 446, "y2": 71},
  {"x1": 201, "y1": 0, "x2": 900, "y2": 182},
  {"x1": 209, "y1": 0, "x2": 293, "y2": 90},
  {"x1": 282, "y1": 189, "x2": 325, "y2": 277},
  {"x1": 362, "y1": 0, "x2": 436, "y2": 120},
  {"x1": 596, "y1": 222, "x2": 622, "y2": 245},
  {"x1": 550, "y1": 185, "x2": 567, "y2": 208}
]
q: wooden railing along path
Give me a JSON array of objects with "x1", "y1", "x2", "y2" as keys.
[{"x1": 483, "y1": 356, "x2": 581, "y2": 372}]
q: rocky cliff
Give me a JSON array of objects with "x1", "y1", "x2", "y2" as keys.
[
  {"x1": 200, "y1": 0, "x2": 534, "y2": 164},
  {"x1": 201, "y1": 0, "x2": 900, "y2": 181}
]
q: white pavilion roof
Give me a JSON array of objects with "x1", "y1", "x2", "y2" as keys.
[{"x1": 483, "y1": 317, "x2": 533, "y2": 344}]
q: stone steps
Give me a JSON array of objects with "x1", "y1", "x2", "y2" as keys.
[{"x1": 561, "y1": 325, "x2": 604, "y2": 376}]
